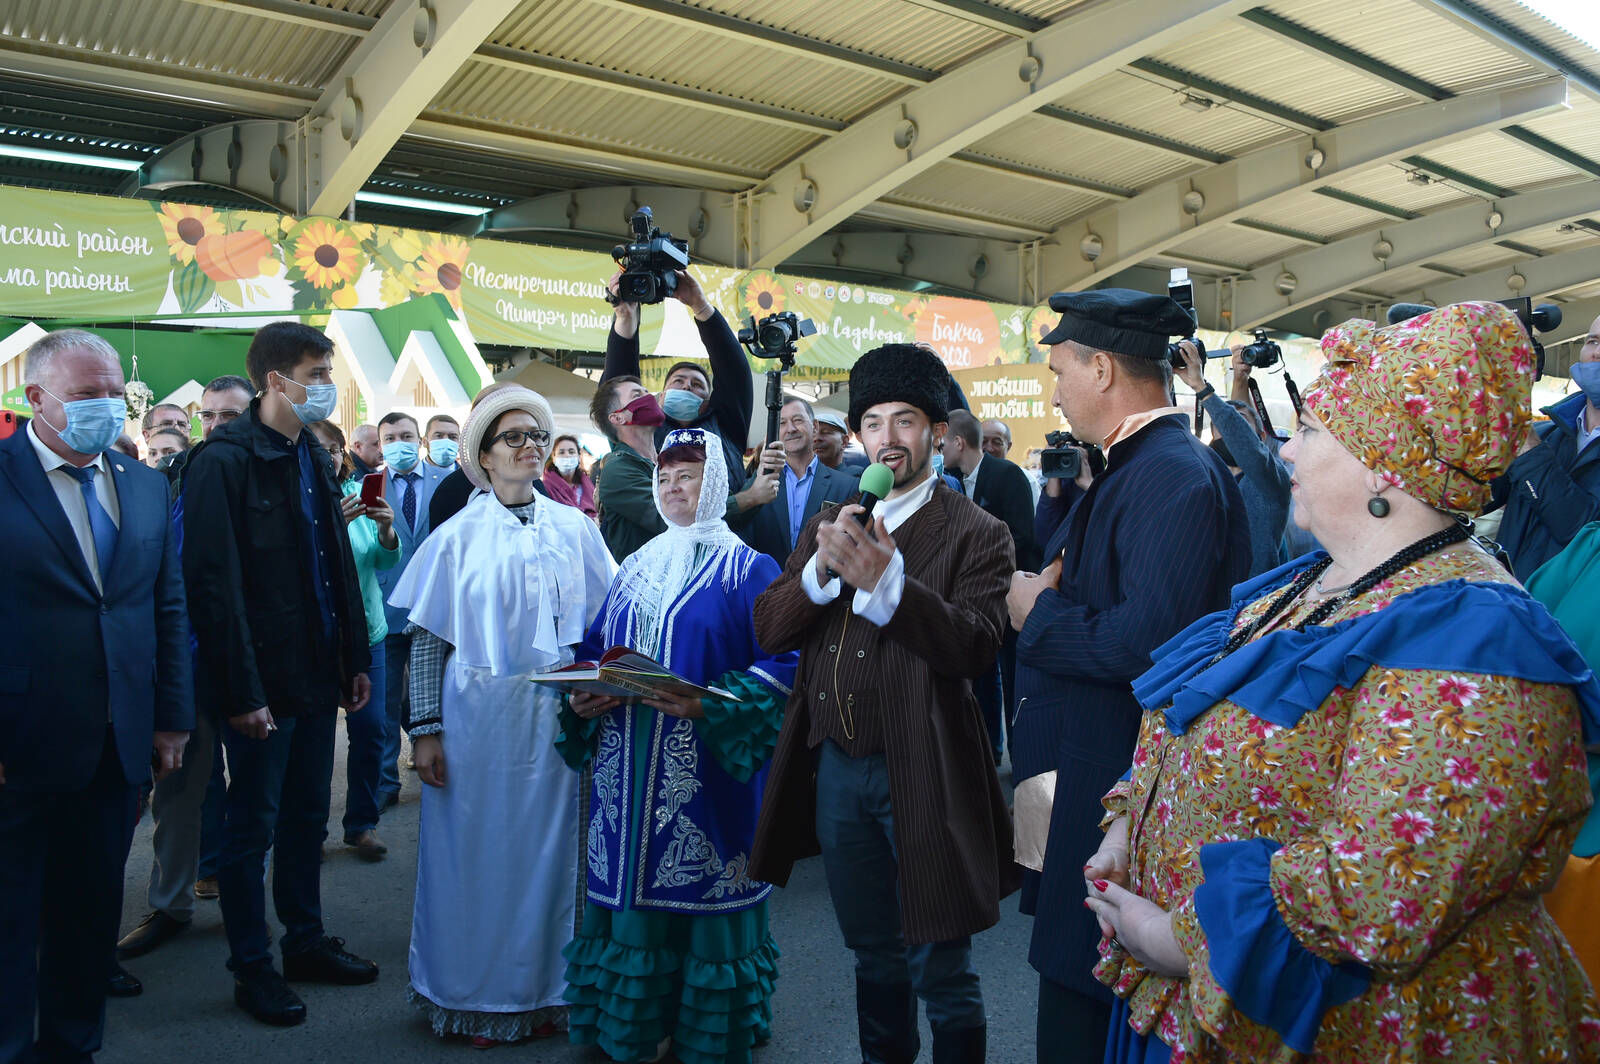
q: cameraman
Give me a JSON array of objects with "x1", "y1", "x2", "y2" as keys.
[
  {"x1": 604, "y1": 268, "x2": 764, "y2": 509},
  {"x1": 1176, "y1": 343, "x2": 1291, "y2": 577}
]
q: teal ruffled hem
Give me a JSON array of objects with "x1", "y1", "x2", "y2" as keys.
[
  {"x1": 694, "y1": 671, "x2": 783, "y2": 784},
  {"x1": 563, "y1": 902, "x2": 779, "y2": 1064},
  {"x1": 556, "y1": 698, "x2": 603, "y2": 770}
]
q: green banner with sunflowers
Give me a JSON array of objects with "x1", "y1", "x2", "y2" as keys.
[{"x1": 0, "y1": 186, "x2": 1053, "y2": 377}]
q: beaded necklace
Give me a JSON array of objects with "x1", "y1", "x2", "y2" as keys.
[{"x1": 1210, "y1": 522, "x2": 1470, "y2": 665}]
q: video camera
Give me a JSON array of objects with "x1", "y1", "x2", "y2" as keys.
[
  {"x1": 1387, "y1": 299, "x2": 1561, "y2": 380},
  {"x1": 1040, "y1": 429, "x2": 1106, "y2": 482},
  {"x1": 608, "y1": 207, "x2": 689, "y2": 306},
  {"x1": 737, "y1": 311, "x2": 817, "y2": 368}
]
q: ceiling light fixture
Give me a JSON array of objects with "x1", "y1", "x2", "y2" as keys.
[
  {"x1": 0, "y1": 144, "x2": 142, "y2": 171},
  {"x1": 1179, "y1": 93, "x2": 1215, "y2": 113},
  {"x1": 354, "y1": 190, "x2": 490, "y2": 216}
]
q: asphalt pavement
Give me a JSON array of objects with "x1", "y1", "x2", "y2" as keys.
[{"x1": 102, "y1": 719, "x2": 1041, "y2": 1063}]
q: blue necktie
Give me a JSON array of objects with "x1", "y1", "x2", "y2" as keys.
[
  {"x1": 61, "y1": 464, "x2": 119, "y2": 583},
  {"x1": 398, "y1": 472, "x2": 419, "y2": 531}
]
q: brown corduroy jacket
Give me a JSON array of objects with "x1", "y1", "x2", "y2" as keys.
[{"x1": 749, "y1": 481, "x2": 1021, "y2": 944}]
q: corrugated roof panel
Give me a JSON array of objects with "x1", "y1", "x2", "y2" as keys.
[
  {"x1": 1060, "y1": 71, "x2": 1289, "y2": 157},
  {"x1": 967, "y1": 114, "x2": 1200, "y2": 192},
  {"x1": 3, "y1": 0, "x2": 355, "y2": 88},
  {"x1": 1425, "y1": 242, "x2": 1522, "y2": 275},
  {"x1": 1327, "y1": 164, "x2": 1477, "y2": 214},
  {"x1": 303, "y1": 0, "x2": 393, "y2": 18},
  {"x1": 1451, "y1": 0, "x2": 1600, "y2": 79},
  {"x1": 1514, "y1": 94, "x2": 1600, "y2": 168},
  {"x1": 1518, "y1": 223, "x2": 1600, "y2": 253},
  {"x1": 1147, "y1": 17, "x2": 1411, "y2": 125},
  {"x1": 490, "y1": 0, "x2": 903, "y2": 122},
  {"x1": 1271, "y1": 0, "x2": 1545, "y2": 95},
  {"x1": 1419, "y1": 130, "x2": 1581, "y2": 190},
  {"x1": 1245, "y1": 191, "x2": 1390, "y2": 239},
  {"x1": 891, "y1": 162, "x2": 1099, "y2": 230},
  {"x1": 1167, "y1": 224, "x2": 1307, "y2": 270},
  {"x1": 432, "y1": 63, "x2": 811, "y2": 173},
  {"x1": 1361, "y1": 262, "x2": 1447, "y2": 298}
]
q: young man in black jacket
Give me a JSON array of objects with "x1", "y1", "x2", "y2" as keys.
[{"x1": 181, "y1": 322, "x2": 377, "y2": 1027}]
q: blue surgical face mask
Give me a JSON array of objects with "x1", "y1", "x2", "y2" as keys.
[
  {"x1": 661, "y1": 388, "x2": 704, "y2": 424},
  {"x1": 41, "y1": 389, "x2": 127, "y2": 455},
  {"x1": 276, "y1": 371, "x2": 337, "y2": 425},
  {"x1": 930, "y1": 452, "x2": 945, "y2": 479},
  {"x1": 428, "y1": 438, "x2": 459, "y2": 466},
  {"x1": 1571, "y1": 361, "x2": 1600, "y2": 408},
  {"x1": 382, "y1": 440, "x2": 420, "y2": 472}
]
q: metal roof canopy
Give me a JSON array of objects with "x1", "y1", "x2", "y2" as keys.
[{"x1": 0, "y1": 0, "x2": 1598, "y2": 335}]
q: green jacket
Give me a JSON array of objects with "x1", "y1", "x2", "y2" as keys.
[{"x1": 341, "y1": 477, "x2": 401, "y2": 645}]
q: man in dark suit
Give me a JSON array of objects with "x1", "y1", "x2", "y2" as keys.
[
  {"x1": 943, "y1": 409, "x2": 1039, "y2": 762},
  {"x1": 1007, "y1": 290, "x2": 1249, "y2": 1061},
  {"x1": 182, "y1": 322, "x2": 377, "y2": 1027},
  {"x1": 736, "y1": 396, "x2": 860, "y2": 567},
  {"x1": 0, "y1": 329, "x2": 193, "y2": 1063}
]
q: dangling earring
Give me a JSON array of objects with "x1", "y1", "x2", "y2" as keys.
[{"x1": 1367, "y1": 495, "x2": 1391, "y2": 518}]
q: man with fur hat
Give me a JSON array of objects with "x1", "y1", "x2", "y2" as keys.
[
  {"x1": 1006, "y1": 290, "x2": 1250, "y2": 1059},
  {"x1": 750, "y1": 344, "x2": 1017, "y2": 1064}
]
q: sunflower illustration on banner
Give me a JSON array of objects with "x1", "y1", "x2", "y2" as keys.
[
  {"x1": 1023, "y1": 306, "x2": 1061, "y2": 363},
  {"x1": 155, "y1": 203, "x2": 288, "y2": 312},
  {"x1": 285, "y1": 217, "x2": 368, "y2": 309},
  {"x1": 740, "y1": 271, "x2": 786, "y2": 318},
  {"x1": 414, "y1": 235, "x2": 470, "y2": 312}
]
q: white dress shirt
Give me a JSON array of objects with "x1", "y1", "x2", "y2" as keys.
[
  {"x1": 28, "y1": 419, "x2": 122, "y2": 592},
  {"x1": 961, "y1": 454, "x2": 983, "y2": 500},
  {"x1": 800, "y1": 466, "x2": 939, "y2": 626},
  {"x1": 1578, "y1": 404, "x2": 1600, "y2": 454}
]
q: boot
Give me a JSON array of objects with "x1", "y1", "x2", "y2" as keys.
[
  {"x1": 856, "y1": 977, "x2": 920, "y2": 1064},
  {"x1": 932, "y1": 1022, "x2": 986, "y2": 1063}
]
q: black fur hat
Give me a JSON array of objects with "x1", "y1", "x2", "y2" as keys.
[{"x1": 847, "y1": 344, "x2": 951, "y2": 431}]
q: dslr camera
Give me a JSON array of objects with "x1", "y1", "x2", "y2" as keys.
[
  {"x1": 609, "y1": 207, "x2": 689, "y2": 305},
  {"x1": 738, "y1": 311, "x2": 817, "y2": 364},
  {"x1": 1237, "y1": 328, "x2": 1282, "y2": 369},
  {"x1": 1040, "y1": 429, "x2": 1106, "y2": 482},
  {"x1": 1165, "y1": 268, "x2": 1206, "y2": 369}
]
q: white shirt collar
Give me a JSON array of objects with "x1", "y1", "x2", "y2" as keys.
[
  {"x1": 27, "y1": 419, "x2": 109, "y2": 477},
  {"x1": 876, "y1": 465, "x2": 939, "y2": 534},
  {"x1": 962, "y1": 454, "x2": 983, "y2": 498}
]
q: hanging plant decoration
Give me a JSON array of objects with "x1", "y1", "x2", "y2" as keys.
[{"x1": 125, "y1": 352, "x2": 155, "y2": 422}]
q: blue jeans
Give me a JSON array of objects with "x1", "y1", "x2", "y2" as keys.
[
  {"x1": 814, "y1": 740, "x2": 984, "y2": 1033},
  {"x1": 341, "y1": 641, "x2": 387, "y2": 837},
  {"x1": 197, "y1": 733, "x2": 226, "y2": 880},
  {"x1": 217, "y1": 710, "x2": 336, "y2": 971},
  {"x1": 379, "y1": 631, "x2": 411, "y2": 803}
]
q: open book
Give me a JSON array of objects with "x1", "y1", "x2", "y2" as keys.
[{"x1": 531, "y1": 647, "x2": 735, "y2": 702}]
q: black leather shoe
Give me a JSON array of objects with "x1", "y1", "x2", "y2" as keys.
[
  {"x1": 282, "y1": 936, "x2": 378, "y2": 985},
  {"x1": 107, "y1": 963, "x2": 143, "y2": 998},
  {"x1": 233, "y1": 965, "x2": 306, "y2": 1027},
  {"x1": 116, "y1": 910, "x2": 188, "y2": 959}
]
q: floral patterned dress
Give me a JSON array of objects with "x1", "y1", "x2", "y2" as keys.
[{"x1": 1098, "y1": 545, "x2": 1600, "y2": 1062}]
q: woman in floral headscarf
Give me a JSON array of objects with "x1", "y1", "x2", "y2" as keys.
[{"x1": 1083, "y1": 302, "x2": 1600, "y2": 1062}]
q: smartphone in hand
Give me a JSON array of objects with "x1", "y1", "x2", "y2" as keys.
[{"x1": 360, "y1": 471, "x2": 385, "y2": 507}]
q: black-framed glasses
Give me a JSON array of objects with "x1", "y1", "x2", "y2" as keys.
[{"x1": 490, "y1": 428, "x2": 551, "y2": 450}]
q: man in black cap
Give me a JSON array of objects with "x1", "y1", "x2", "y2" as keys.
[
  {"x1": 751, "y1": 344, "x2": 1018, "y2": 1064},
  {"x1": 1006, "y1": 290, "x2": 1250, "y2": 1059}
]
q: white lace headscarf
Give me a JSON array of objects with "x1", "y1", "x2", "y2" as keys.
[{"x1": 603, "y1": 427, "x2": 755, "y2": 661}]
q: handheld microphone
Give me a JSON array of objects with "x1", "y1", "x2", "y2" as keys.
[{"x1": 825, "y1": 462, "x2": 894, "y2": 582}]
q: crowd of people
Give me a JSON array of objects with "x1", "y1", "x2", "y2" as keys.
[{"x1": 6, "y1": 270, "x2": 1600, "y2": 1064}]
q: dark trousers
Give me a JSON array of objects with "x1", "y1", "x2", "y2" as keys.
[
  {"x1": 340, "y1": 641, "x2": 387, "y2": 837},
  {"x1": 0, "y1": 730, "x2": 138, "y2": 1064},
  {"x1": 814, "y1": 740, "x2": 984, "y2": 1054},
  {"x1": 196, "y1": 735, "x2": 225, "y2": 880},
  {"x1": 378, "y1": 631, "x2": 410, "y2": 803},
  {"x1": 217, "y1": 710, "x2": 336, "y2": 971},
  {"x1": 1036, "y1": 976, "x2": 1110, "y2": 1064}
]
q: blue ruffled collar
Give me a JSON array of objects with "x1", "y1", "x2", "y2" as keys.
[{"x1": 1133, "y1": 554, "x2": 1600, "y2": 741}]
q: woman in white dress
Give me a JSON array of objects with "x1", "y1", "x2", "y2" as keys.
[{"x1": 389, "y1": 386, "x2": 615, "y2": 1047}]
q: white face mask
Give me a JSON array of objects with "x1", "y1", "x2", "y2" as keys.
[{"x1": 553, "y1": 455, "x2": 580, "y2": 476}]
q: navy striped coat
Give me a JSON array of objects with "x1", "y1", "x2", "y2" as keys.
[{"x1": 1013, "y1": 413, "x2": 1250, "y2": 999}]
